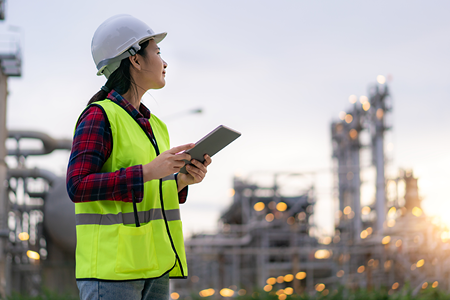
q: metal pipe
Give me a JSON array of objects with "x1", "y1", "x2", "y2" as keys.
[
  {"x1": 7, "y1": 167, "x2": 58, "y2": 186},
  {"x1": 7, "y1": 130, "x2": 71, "y2": 156}
]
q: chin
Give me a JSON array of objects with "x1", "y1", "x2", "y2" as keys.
[{"x1": 154, "y1": 80, "x2": 166, "y2": 89}]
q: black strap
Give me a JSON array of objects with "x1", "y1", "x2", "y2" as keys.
[{"x1": 131, "y1": 189, "x2": 140, "y2": 227}]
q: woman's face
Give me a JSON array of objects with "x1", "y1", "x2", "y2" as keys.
[{"x1": 138, "y1": 39, "x2": 168, "y2": 89}]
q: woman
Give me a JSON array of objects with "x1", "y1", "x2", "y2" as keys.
[{"x1": 66, "y1": 14, "x2": 211, "y2": 300}]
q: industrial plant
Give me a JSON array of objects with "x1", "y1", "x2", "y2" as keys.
[
  {"x1": 170, "y1": 83, "x2": 450, "y2": 298},
  {"x1": 0, "y1": 4, "x2": 448, "y2": 300}
]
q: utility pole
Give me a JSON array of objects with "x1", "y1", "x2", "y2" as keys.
[
  {"x1": 0, "y1": 1, "x2": 23, "y2": 294},
  {"x1": 0, "y1": 66, "x2": 9, "y2": 298}
]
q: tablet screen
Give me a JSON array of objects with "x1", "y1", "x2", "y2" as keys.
[{"x1": 179, "y1": 125, "x2": 241, "y2": 174}]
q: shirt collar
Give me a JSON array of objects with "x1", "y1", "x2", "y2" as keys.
[{"x1": 106, "y1": 89, "x2": 151, "y2": 120}]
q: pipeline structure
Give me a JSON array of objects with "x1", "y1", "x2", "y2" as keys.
[{"x1": 171, "y1": 81, "x2": 450, "y2": 299}]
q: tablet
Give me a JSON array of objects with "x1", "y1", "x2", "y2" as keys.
[{"x1": 179, "y1": 125, "x2": 241, "y2": 174}]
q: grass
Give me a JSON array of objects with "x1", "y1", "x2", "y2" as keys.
[
  {"x1": 2, "y1": 289, "x2": 78, "y2": 300},
  {"x1": 3, "y1": 285, "x2": 450, "y2": 299},
  {"x1": 191, "y1": 285, "x2": 450, "y2": 300}
]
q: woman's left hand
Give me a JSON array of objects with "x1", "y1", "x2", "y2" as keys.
[{"x1": 177, "y1": 154, "x2": 212, "y2": 192}]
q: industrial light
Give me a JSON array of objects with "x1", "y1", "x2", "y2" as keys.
[
  {"x1": 336, "y1": 270, "x2": 344, "y2": 277},
  {"x1": 422, "y1": 282, "x2": 428, "y2": 289},
  {"x1": 362, "y1": 102, "x2": 371, "y2": 111},
  {"x1": 276, "y1": 276, "x2": 284, "y2": 283},
  {"x1": 18, "y1": 232, "x2": 29, "y2": 241},
  {"x1": 276, "y1": 202, "x2": 287, "y2": 212},
  {"x1": 395, "y1": 240, "x2": 402, "y2": 247},
  {"x1": 171, "y1": 292, "x2": 180, "y2": 300},
  {"x1": 387, "y1": 220, "x2": 396, "y2": 227},
  {"x1": 416, "y1": 259, "x2": 425, "y2": 268},
  {"x1": 284, "y1": 287, "x2": 293, "y2": 295},
  {"x1": 314, "y1": 249, "x2": 331, "y2": 259},
  {"x1": 388, "y1": 207, "x2": 396, "y2": 217},
  {"x1": 266, "y1": 277, "x2": 276, "y2": 285},
  {"x1": 432, "y1": 281, "x2": 439, "y2": 288},
  {"x1": 360, "y1": 230, "x2": 368, "y2": 239},
  {"x1": 26, "y1": 250, "x2": 40, "y2": 260},
  {"x1": 366, "y1": 227, "x2": 373, "y2": 235},
  {"x1": 361, "y1": 206, "x2": 371, "y2": 215},
  {"x1": 349, "y1": 95, "x2": 357, "y2": 104},
  {"x1": 357, "y1": 266, "x2": 365, "y2": 273},
  {"x1": 315, "y1": 283, "x2": 325, "y2": 292},
  {"x1": 265, "y1": 214, "x2": 274, "y2": 222},
  {"x1": 219, "y1": 288, "x2": 234, "y2": 297},
  {"x1": 238, "y1": 289, "x2": 246, "y2": 296},
  {"x1": 349, "y1": 129, "x2": 358, "y2": 140},
  {"x1": 275, "y1": 289, "x2": 284, "y2": 295},
  {"x1": 254, "y1": 202, "x2": 265, "y2": 211},
  {"x1": 279, "y1": 294, "x2": 287, "y2": 300},
  {"x1": 339, "y1": 111, "x2": 346, "y2": 120},
  {"x1": 377, "y1": 75, "x2": 386, "y2": 84},
  {"x1": 343, "y1": 206, "x2": 352, "y2": 215},
  {"x1": 295, "y1": 272, "x2": 306, "y2": 280},
  {"x1": 284, "y1": 274, "x2": 294, "y2": 282},
  {"x1": 321, "y1": 237, "x2": 332, "y2": 245},
  {"x1": 199, "y1": 289, "x2": 215, "y2": 297},
  {"x1": 412, "y1": 207, "x2": 422, "y2": 217},
  {"x1": 345, "y1": 114, "x2": 353, "y2": 124},
  {"x1": 263, "y1": 285, "x2": 272, "y2": 292},
  {"x1": 392, "y1": 282, "x2": 399, "y2": 290}
]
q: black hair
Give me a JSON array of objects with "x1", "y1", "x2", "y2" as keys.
[{"x1": 87, "y1": 40, "x2": 150, "y2": 105}]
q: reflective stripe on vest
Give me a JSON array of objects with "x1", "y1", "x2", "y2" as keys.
[
  {"x1": 74, "y1": 99, "x2": 188, "y2": 281},
  {"x1": 76, "y1": 208, "x2": 181, "y2": 225}
]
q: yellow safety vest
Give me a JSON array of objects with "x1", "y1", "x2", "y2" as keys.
[{"x1": 74, "y1": 99, "x2": 187, "y2": 280}]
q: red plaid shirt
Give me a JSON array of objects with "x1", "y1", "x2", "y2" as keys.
[{"x1": 66, "y1": 90, "x2": 188, "y2": 204}]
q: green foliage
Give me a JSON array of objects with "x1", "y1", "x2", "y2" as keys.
[
  {"x1": 191, "y1": 286, "x2": 450, "y2": 300},
  {"x1": 2, "y1": 289, "x2": 78, "y2": 300},
  {"x1": 5, "y1": 286, "x2": 450, "y2": 300}
]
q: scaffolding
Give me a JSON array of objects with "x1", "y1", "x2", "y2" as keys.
[
  {"x1": 172, "y1": 173, "x2": 338, "y2": 297},
  {"x1": 173, "y1": 81, "x2": 450, "y2": 298}
]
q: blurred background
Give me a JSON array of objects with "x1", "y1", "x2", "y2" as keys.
[{"x1": 0, "y1": 0, "x2": 448, "y2": 298}]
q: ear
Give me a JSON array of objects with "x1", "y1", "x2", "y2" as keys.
[{"x1": 128, "y1": 54, "x2": 142, "y2": 71}]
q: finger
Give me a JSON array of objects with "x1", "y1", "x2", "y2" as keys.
[
  {"x1": 175, "y1": 153, "x2": 191, "y2": 162},
  {"x1": 169, "y1": 143, "x2": 195, "y2": 154},
  {"x1": 187, "y1": 165, "x2": 204, "y2": 181},
  {"x1": 172, "y1": 160, "x2": 186, "y2": 169},
  {"x1": 203, "y1": 155, "x2": 212, "y2": 167},
  {"x1": 190, "y1": 159, "x2": 207, "y2": 172}
]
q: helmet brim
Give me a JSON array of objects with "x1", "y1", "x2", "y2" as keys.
[{"x1": 96, "y1": 31, "x2": 167, "y2": 77}]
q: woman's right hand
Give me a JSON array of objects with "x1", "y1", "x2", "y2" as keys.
[{"x1": 143, "y1": 143, "x2": 195, "y2": 182}]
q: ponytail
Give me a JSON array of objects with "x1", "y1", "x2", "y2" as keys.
[{"x1": 87, "y1": 40, "x2": 151, "y2": 106}]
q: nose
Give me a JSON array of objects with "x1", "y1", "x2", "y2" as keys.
[{"x1": 163, "y1": 59, "x2": 168, "y2": 69}]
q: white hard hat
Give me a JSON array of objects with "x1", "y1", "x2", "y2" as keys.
[{"x1": 91, "y1": 14, "x2": 167, "y2": 78}]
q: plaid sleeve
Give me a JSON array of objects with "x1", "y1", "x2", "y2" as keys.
[
  {"x1": 66, "y1": 105, "x2": 144, "y2": 203},
  {"x1": 174, "y1": 173, "x2": 189, "y2": 204}
]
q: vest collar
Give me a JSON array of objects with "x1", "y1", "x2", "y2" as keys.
[{"x1": 106, "y1": 89, "x2": 151, "y2": 120}]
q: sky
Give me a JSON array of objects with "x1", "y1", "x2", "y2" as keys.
[{"x1": 2, "y1": 0, "x2": 450, "y2": 237}]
